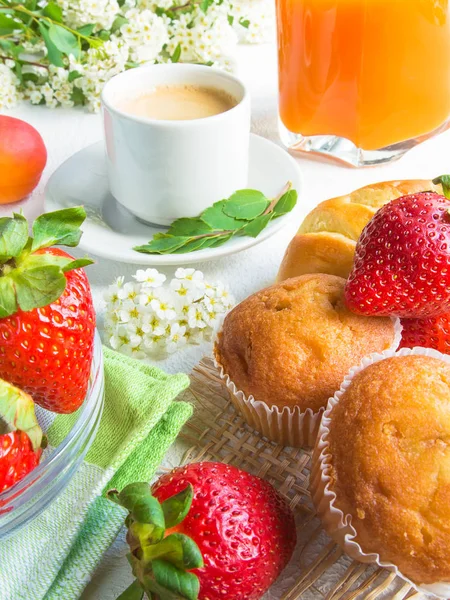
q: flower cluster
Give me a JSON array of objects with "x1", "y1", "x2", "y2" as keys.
[
  {"x1": 104, "y1": 268, "x2": 234, "y2": 359},
  {"x1": 0, "y1": 0, "x2": 274, "y2": 112},
  {"x1": 0, "y1": 63, "x2": 22, "y2": 111}
]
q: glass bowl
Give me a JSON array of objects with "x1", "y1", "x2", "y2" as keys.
[{"x1": 0, "y1": 330, "x2": 104, "y2": 540}]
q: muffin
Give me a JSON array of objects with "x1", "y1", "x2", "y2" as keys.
[
  {"x1": 214, "y1": 274, "x2": 397, "y2": 446},
  {"x1": 312, "y1": 351, "x2": 450, "y2": 593}
]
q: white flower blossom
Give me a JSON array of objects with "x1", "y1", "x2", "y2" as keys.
[
  {"x1": 187, "y1": 304, "x2": 207, "y2": 329},
  {"x1": 150, "y1": 297, "x2": 177, "y2": 321},
  {"x1": 134, "y1": 268, "x2": 166, "y2": 288},
  {"x1": 0, "y1": 64, "x2": 21, "y2": 111},
  {"x1": 121, "y1": 8, "x2": 168, "y2": 63},
  {"x1": 0, "y1": 0, "x2": 269, "y2": 112},
  {"x1": 104, "y1": 268, "x2": 234, "y2": 358},
  {"x1": 58, "y1": 0, "x2": 120, "y2": 31},
  {"x1": 165, "y1": 322, "x2": 187, "y2": 353}
]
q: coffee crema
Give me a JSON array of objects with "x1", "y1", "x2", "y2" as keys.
[{"x1": 119, "y1": 84, "x2": 238, "y2": 121}]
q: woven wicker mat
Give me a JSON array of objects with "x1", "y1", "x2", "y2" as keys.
[{"x1": 178, "y1": 357, "x2": 423, "y2": 600}]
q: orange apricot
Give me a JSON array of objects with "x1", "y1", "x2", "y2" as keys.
[{"x1": 0, "y1": 116, "x2": 47, "y2": 204}]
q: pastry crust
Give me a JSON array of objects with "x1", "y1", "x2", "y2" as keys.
[
  {"x1": 278, "y1": 179, "x2": 442, "y2": 282},
  {"x1": 214, "y1": 274, "x2": 394, "y2": 413},
  {"x1": 328, "y1": 355, "x2": 450, "y2": 585}
]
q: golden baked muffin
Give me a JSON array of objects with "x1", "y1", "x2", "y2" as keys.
[
  {"x1": 327, "y1": 355, "x2": 450, "y2": 585},
  {"x1": 277, "y1": 179, "x2": 442, "y2": 282},
  {"x1": 214, "y1": 274, "x2": 395, "y2": 414}
]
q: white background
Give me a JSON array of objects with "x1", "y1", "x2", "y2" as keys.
[{"x1": 2, "y1": 41, "x2": 448, "y2": 598}]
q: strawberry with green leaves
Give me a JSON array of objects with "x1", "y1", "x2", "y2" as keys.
[
  {"x1": 109, "y1": 462, "x2": 297, "y2": 600},
  {"x1": 0, "y1": 208, "x2": 95, "y2": 414},
  {"x1": 0, "y1": 378, "x2": 45, "y2": 494},
  {"x1": 345, "y1": 175, "x2": 450, "y2": 318}
]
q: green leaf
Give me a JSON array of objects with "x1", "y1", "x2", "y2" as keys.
[
  {"x1": 272, "y1": 189, "x2": 297, "y2": 217},
  {"x1": 167, "y1": 218, "x2": 212, "y2": 237},
  {"x1": 207, "y1": 233, "x2": 233, "y2": 248},
  {"x1": 0, "y1": 13, "x2": 23, "y2": 33},
  {"x1": 38, "y1": 21, "x2": 64, "y2": 67},
  {"x1": 77, "y1": 23, "x2": 96, "y2": 36},
  {"x1": 31, "y1": 206, "x2": 87, "y2": 251},
  {"x1": 43, "y1": 2, "x2": 63, "y2": 22},
  {"x1": 223, "y1": 190, "x2": 269, "y2": 220},
  {"x1": 151, "y1": 559, "x2": 200, "y2": 600},
  {"x1": 111, "y1": 15, "x2": 128, "y2": 33},
  {"x1": 97, "y1": 29, "x2": 111, "y2": 41},
  {"x1": 227, "y1": 14, "x2": 234, "y2": 25},
  {"x1": 0, "y1": 377, "x2": 42, "y2": 449},
  {"x1": 171, "y1": 236, "x2": 220, "y2": 253},
  {"x1": 23, "y1": 72, "x2": 40, "y2": 84},
  {"x1": 61, "y1": 257, "x2": 94, "y2": 272},
  {"x1": 200, "y1": 0, "x2": 213, "y2": 12},
  {"x1": 433, "y1": 175, "x2": 450, "y2": 200},
  {"x1": 129, "y1": 520, "x2": 165, "y2": 548},
  {"x1": 171, "y1": 43, "x2": 181, "y2": 63},
  {"x1": 134, "y1": 236, "x2": 192, "y2": 255},
  {"x1": 116, "y1": 580, "x2": 144, "y2": 600},
  {"x1": 11, "y1": 264, "x2": 67, "y2": 312},
  {"x1": 71, "y1": 86, "x2": 86, "y2": 106},
  {"x1": 68, "y1": 70, "x2": 82, "y2": 82},
  {"x1": 116, "y1": 483, "x2": 166, "y2": 530},
  {"x1": 20, "y1": 252, "x2": 73, "y2": 271},
  {"x1": 0, "y1": 213, "x2": 28, "y2": 260},
  {"x1": 48, "y1": 24, "x2": 80, "y2": 58},
  {"x1": 0, "y1": 277, "x2": 17, "y2": 318},
  {"x1": 239, "y1": 17, "x2": 250, "y2": 28},
  {"x1": 161, "y1": 485, "x2": 193, "y2": 529},
  {"x1": 241, "y1": 213, "x2": 272, "y2": 237},
  {"x1": 14, "y1": 60, "x2": 22, "y2": 82},
  {"x1": 201, "y1": 200, "x2": 246, "y2": 231},
  {"x1": 0, "y1": 39, "x2": 16, "y2": 55},
  {"x1": 143, "y1": 533, "x2": 203, "y2": 571}
]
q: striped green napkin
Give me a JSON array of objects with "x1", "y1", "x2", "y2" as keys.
[{"x1": 0, "y1": 347, "x2": 192, "y2": 600}]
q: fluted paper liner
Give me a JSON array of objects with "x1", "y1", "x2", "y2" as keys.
[
  {"x1": 213, "y1": 318, "x2": 402, "y2": 449},
  {"x1": 311, "y1": 345, "x2": 450, "y2": 599}
]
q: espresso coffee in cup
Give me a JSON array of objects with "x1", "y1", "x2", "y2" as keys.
[
  {"x1": 101, "y1": 64, "x2": 250, "y2": 226},
  {"x1": 119, "y1": 84, "x2": 238, "y2": 121}
]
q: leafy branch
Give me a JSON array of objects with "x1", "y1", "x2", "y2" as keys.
[
  {"x1": 134, "y1": 182, "x2": 298, "y2": 255},
  {"x1": 0, "y1": 0, "x2": 102, "y2": 74}
]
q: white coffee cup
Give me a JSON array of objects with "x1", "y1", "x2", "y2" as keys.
[{"x1": 101, "y1": 64, "x2": 251, "y2": 226}]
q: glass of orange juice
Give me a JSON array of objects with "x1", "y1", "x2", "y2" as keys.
[{"x1": 276, "y1": 0, "x2": 450, "y2": 166}]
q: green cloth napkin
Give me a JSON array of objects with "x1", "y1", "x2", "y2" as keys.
[{"x1": 0, "y1": 347, "x2": 192, "y2": 600}]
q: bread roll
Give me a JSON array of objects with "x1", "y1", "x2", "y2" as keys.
[{"x1": 277, "y1": 179, "x2": 442, "y2": 282}]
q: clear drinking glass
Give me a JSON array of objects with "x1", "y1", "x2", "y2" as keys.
[
  {"x1": 0, "y1": 331, "x2": 104, "y2": 540},
  {"x1": 276, "y1": 0, "x2": 450, "y2": 166}
]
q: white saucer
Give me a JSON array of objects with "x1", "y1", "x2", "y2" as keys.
[{"x1": 44, "y1": 134, "x2": 302, "y2": 265}]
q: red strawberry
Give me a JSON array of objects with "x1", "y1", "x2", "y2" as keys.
[
  {"x1": 399, "y1": 313, "x2": 450, "y2": 354},
  {"x1": 0, "y1": 379, "x2": 44, "y2": 494},
  {"x1": 0, "y1": 209, "x2": 95, "y2": 413},
  {"x1": 109, "y1": 462, "x2": 296, "y2": 600},
  {"x1": 345, "y1": 191, "x2": 450, "y2": 318},
  {"x1": 0, "y1": 431, "x2": 42, "y2": 493}
]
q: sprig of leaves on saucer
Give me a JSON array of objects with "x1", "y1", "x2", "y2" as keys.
[{"x1": 134, "y1": 182, "x2": 297, "y2": 255}]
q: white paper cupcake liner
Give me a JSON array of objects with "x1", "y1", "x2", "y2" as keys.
[
  {"x1": 311, "y1": 345, "x2": 450, "y2": 599},
  {"x1": 213, "y1": 317, "x2": 402, "y2": 449}
]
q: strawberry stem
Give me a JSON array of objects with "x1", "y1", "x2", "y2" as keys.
[
  {"x1": 109, "y1": 483, "x2": 202, "y2": 600},
  {"x1": 433, "y1": 175, "x2": 450, "y2": 200}
]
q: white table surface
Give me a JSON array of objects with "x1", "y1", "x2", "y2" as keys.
[{"x1": 2, "y1": 41, "x2": 448, "y2": 599}]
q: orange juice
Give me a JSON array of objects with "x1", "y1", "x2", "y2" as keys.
[{"x1": 276, "y1": 0, "x2": 450, "y2": 150}]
